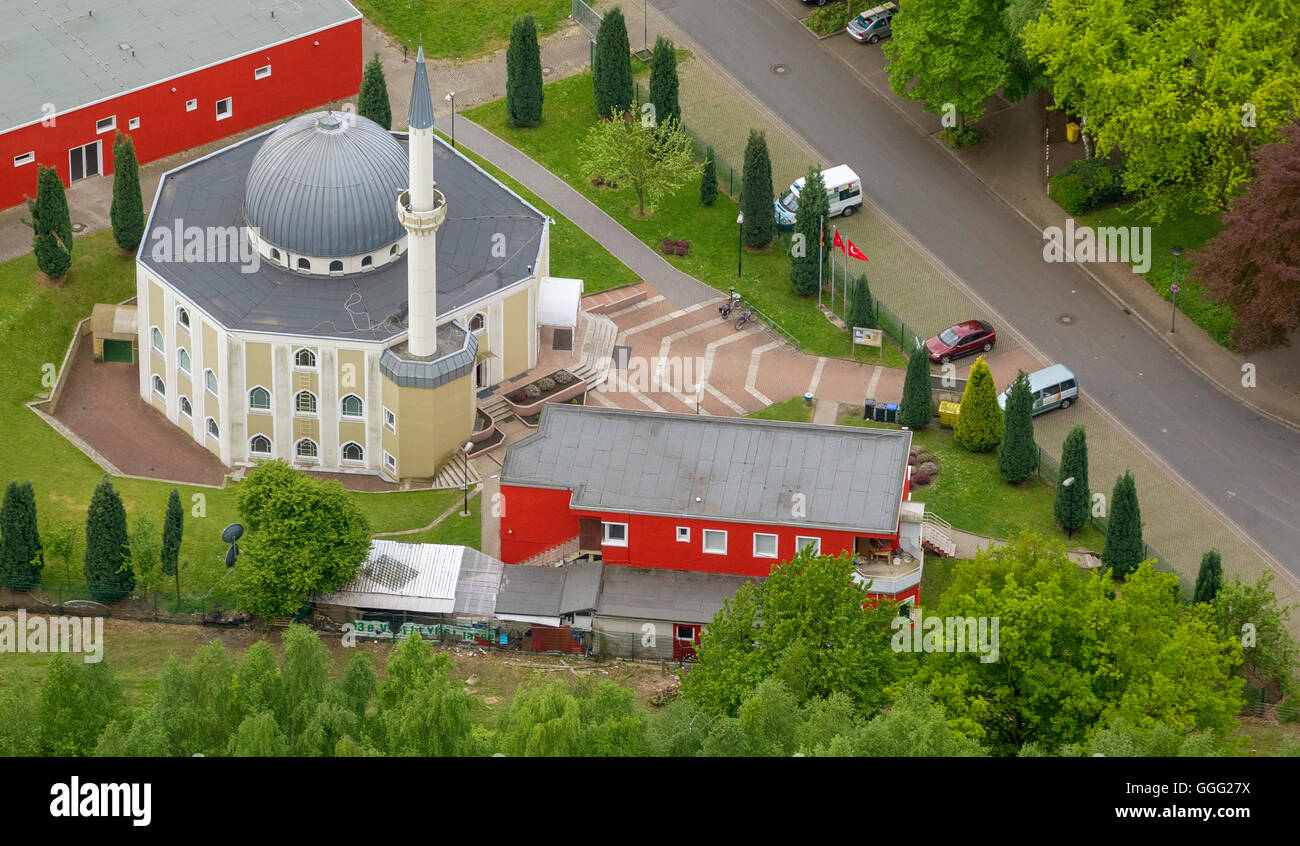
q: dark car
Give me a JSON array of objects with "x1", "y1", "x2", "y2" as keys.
[{"x1": 924, "y1": 320, "x2": 996, "y2": 364}]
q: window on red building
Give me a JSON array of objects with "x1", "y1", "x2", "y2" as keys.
[
  {"x1": 602, "y1": 522, "x2": 628, "y2": 547},
  {"x1": 702, "y1": 529, "x2": 727, "y2": 555},
  {"x1": 753, "y1": 532, "x2": 778, "y2": 558}
]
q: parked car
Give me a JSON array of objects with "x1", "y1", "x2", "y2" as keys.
[
  {"x1": 774, "y1": 164, "x2": 862, "y2": 228},
  {"x1": 924, "y1": 320, "x2": 996, "y2": 364},
  {"x1": 998, "y1": 364, "x2": 1079, "y2": 416},
  {"x1": 846, "y1": 2, "x2": 900, "y2": 43}
]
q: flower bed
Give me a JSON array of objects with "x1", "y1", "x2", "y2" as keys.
[
  {"x1": 521, "y1": 394, "x2": 585, "y2": 428},
  {"x1": 504, "y1": 369, "x2": 585, "y2": 418},
  {"x1": 470, "y1": 408, "x2": 497, "y2": 444},
  {"x1": 661, "y1": 237, "x2": 691, "y2": 256}
]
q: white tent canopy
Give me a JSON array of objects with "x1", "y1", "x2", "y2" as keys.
[{"x1": 537, "y1": 276, "x2": 583, "y2": 329}]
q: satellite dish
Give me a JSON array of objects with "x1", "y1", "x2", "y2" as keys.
[
  {"x1": 225, "y1": 544, "x2": 239, "y2": 568},
  {"x1": 221, "y1": 523, "x2": 244, "y2": 544}
]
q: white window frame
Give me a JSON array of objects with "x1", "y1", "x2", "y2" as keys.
[
  {"x1": 178, "y1": 396, "x2": 192, "y2": 419},
  {"x1": 293, "y1": 348, "x2": 317, "y2": 369},
  {"x1": 702, "y1": 529, "x2": 727, "y2": 555},
  {"x1": 676, "y1": 526, "x2": 690, "y2": 543},
  {"x1": 151, "y1": 374, "x2": 166, "y2": 397},
  {"x1": 295, "y1": 438, "x2": 318, "y2": 460},
  {"x1": 468, "y1": 312, "x2": 487, "y2": 334},
  {"x1": 249, "y1": 434, "x2": 272, "y2": 456},
  {"x1": 13, "y1": 151, "x2": 34, "y2": 167},
  {"x1": 205, "y1": 417, "x2": 220, "y2": 439},
  {"x1": 383, "y1": 407, "x2": 396, "y2": 433},
  {"x1": 340, "y1": 441, "x2": 365, "y2": 464},
  {"x1": 254, "y1": 64, "x2": 272, "y2": 80},
  {"x1": 128, "y1": 117, "x2": 140, "y2": 130},
  {"x1": 204, "y1": 369, "x2": 219, "y2": 398},
  {"x1": 796, "y1": 536, "x2": 822, "y2": 556},
  {"x1": 176, "y1": 347, "x2": 191, "y2": 375},
  {"x1": 150, "y1": 326, "x2": 164, "y2": 353},
  {"x1": 340, "y1": 394, "x2": 364, "y2": 419},
  {"x1": 215, "y1": 97, "x2": 232, "y2": 121},
  {"x1": 248, "y1": 385, "x2": 271, "y2": 413},
  {"x1": 176, "y1": 306, "x2": 190, "y2": 331},
  {"x1": 294, "y1": 390, "x2": 318, "y2": 416},
  {"x1": 383, "y1": 451, "x2": 397, "y2": 472},
  {"x1": 753, "y1": 532, "x2": 779, "y2": 559},
  {"x1": 95, "y1": 116, "x2": 116, "y2": 134},
  {"x1": 185, "y1": 98, "x2": 198, "y2": 112},
  {"x1": 602, "y1": 522, "x2": 628, "y2": 547}
]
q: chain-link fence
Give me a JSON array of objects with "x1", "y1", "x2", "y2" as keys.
[
  {"x1": 572, "y1": 0, "x2": 601, "y2": 38},
  {"x1": 634, "y1": 81, "x2": 743, "y2": 201}
]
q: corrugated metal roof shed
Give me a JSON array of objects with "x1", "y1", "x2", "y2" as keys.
[
  {"x1": 319, "y1": 540, "x2": 500, "y2": 616},
  {"x1": 501, "y1": 405, "x2": 912, "y2": 535},
  {"x1": 596, "y1": 567, "x2": 756, "y2": 625},
  {"x1": 495, "y1": 559, "x2": 605, "y2": 622}
]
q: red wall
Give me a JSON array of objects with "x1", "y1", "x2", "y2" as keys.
[
  {"x1": 2, "y1": 18, "x2": 361, "y2": 210},
  {"x1": 500, "y1": 483, "x2": 900, "y2": 579}
]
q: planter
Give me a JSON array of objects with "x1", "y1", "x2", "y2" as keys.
[
  {"x1": 504, "y1": 370, "x2": 586, "y2": 418},
  {"x1": 470, "y1": 408, "x2": 497, "y2": 445},
  {"x1": 520, "y1": 393, "x2": 586, "y2": 428}
]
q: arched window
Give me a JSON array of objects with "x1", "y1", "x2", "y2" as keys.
[
  {"x1": 151, "y1": 374, "x2": 165, "y2": 396},
  {"x1": 270, "y1": 248, "x2": 281, "y2": 263},
  {"x1": 341, "y1": 442, "x2": 364, "y2": 462},
  {"x1": 341, "y1": 394, "x2": 363, "y2": 418},
  {"x1": 297, "y1": 257, "x2": 311, "y2": 271},
  {"x1": 294, "y1": 348, "x2": 316, "y2": 368},
  {"x1": 176, "y1": 307, "x2": 190, "y2": 329},
  {"x1": 296, "y1": 438, "x2": 318, "y2": 458},
  {"x1": 178, "y1": 396, "x2": 192, "y2": 417},
  {"x1": 295, "y1": 391, "x2": 317, "y2": 414},
  {"x1": 389, "y1": 244, "x2": 398, "y2": 256},
  {"x1": 361, "y1": 255, "x2": 373, "y2": 268},
  {"x1": 177, "y1": 348, "x2": 191, "y2": 374},
  {"x1": 250, "y1": 434, "x2": 272, "y2": 455},
  {"x1": 151, "y1": 327, "x2": 164, "y2": 352},
  {"x1": 205, "y1": 369, "x2": 218, "y2": 396},
  {"x1": 468, "y1": 312, "x2": 486, "y2": 333},
  {"x1": 249, "y1": 386, "x2": 270, "y2": 410},
  {"x1": 329, "y1": 259, "x2": 343, "y2": 272},
  {"x1": 206, "y1": 417, "x2": 220, "y2": 439}
]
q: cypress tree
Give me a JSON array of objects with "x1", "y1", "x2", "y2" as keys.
[
  {"x1": 648, "y1": 35, "x2": 680, "y2": 128},
  {"x1": 953, "y1": 356, "x2": 1003, "y2": 453},
  {"x1": 899, "y1": 343, "x2": 933, "y2": 429},
  {"x1": 1054, "y1": 425, "x2": 1090, "y2": 538},
  {"x1": 0, "y1": 481, "x2": 44, "y2": 591},
  {"x1": 593, "y1": 7, "x2": 633, "y2": 117},
  {"x1": 26, "y1": 165, "x2": 73, "y2": 280},
  {"x1": 110, "y1": 132, "x2": 144, "y2": 252},
  {"x1": 1193, "y1": 549, "x2": 1223, "y2": 604},
  {"x1": 845, "y1": 273, "x2": 875, "y2": 330},
  {"x1": 1102, "y1": 471, "x2": 1144, "y2": 578},
  {"x1": 700, "y1": 146, "x2": 718, "y2": 206},
  {"x1": 84, "y1": 476, "x2": 134, "y2": 604},
  {"x1": 161, "y1": 488, "x2": 184, "y2": 604},
  {"x1": 507, "y1": 15, "x2": 544, "y2": 128},
  {"x1": 997, "y1": 370, "x2": 1039, "y2": 484},
  {"x1": 358, "y1": 53, "x2": 392, "y2": 130},
  {"x1": 740, "y1": 129, "x2": 775, "y2": 248},
  {"x1": 790, "y1": 165, "x2": 828, "y2": 296}
]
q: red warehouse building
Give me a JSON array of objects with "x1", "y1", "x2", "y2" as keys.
[
  {"x1": 2, "y1": 0, "x2": 362, "y2": 210},
  {"x1": 498, "y1": 405, "x2": 934, "y2": 607}
]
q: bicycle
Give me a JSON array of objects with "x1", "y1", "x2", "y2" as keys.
[{"x1": 734, "y1": 306, "x2": 756, "y2": 330}]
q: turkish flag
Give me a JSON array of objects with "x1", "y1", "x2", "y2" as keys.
[
  {"x1": 845, "y1": 237, "x2": 870, "y2": 262},
  {"x1": 833, "y1": 229, "x2": 845, "y2": 253}
]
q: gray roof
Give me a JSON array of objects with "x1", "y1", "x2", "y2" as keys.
[
  {"x1": 500, "y1": 405, "x2": 913, "y2": 535},
  {"x1": 407, "y1": 45, "x2": 435, "y2": 130},
  {"x1": 495, "y1": 559, "x2": 604, "y2": 619},
  {"x1": 244, "y1": 112, "x2": 408, "y2": 257},
  {"x1": 317, "y1": 541, "x2": 502, "y2": 616},
  {"x1": 454, "y1": 547, "x2": 506, "y2": 618},
  {"x1": 2, "y1": 0, "x2": 360, "y2": 132},
  {"x1": 139, "y1": 128, "x2": 546, "y2": 341},
  {"x1": 380, "y1": 327, "x2": 477, "y2": 389},
  {"x1": 596, "y1": 567, "x2": 756, "y2": 625}
]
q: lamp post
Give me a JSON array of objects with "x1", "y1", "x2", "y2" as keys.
[
  {"x1": 1170, "y1": 245, "x2": 1183, "y2": 334},
  {"x1": 460, "y1": 440, "x2": 473, "y2": 516},
  {"x1": 736, "y1": 211, "x2": 744, "y2": 278},
  {"x1": 695, "y1": 383, "x2": 703, "y2": 415},
  {"x1": 1061, "y1": 477, "x2": 1075, "y2": 538},
  {"x1": 444, "y1": 92, "x2": 456, "y2": 148}
]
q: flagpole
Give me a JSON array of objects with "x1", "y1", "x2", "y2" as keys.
[
  {"x1": 831, "y1": 225, "x2": 836, "y2": 318},
  {"x1": 842, "y1": 236, "x2": 848, "y2": 322},
  {"x1": 817, "y1": 215, "x2": 824, "y2": 312}
]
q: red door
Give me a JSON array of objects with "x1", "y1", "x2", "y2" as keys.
[{"x1": 672, "y1": 624, "x2": 701, "y2": 661}]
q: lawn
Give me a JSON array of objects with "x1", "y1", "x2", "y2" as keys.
[
  {"x1": 746, "y1": 397, "x2": 814, "y2": 423},
  {"x1": 392, "y1": 489, "x2": 482, "y2": 547},
  {"x1": 463, "y1": 72, "x2": 908, "y2": 364},
  {"x1": 1078, "y1": 204, "x2": 1231, "y2": 346},
  {"x1": 352, "y1": 0, "x2": 571, "y2": 58},
  {"x1": 840, "y1": 412, "x2": 1106, "y2": 550}
]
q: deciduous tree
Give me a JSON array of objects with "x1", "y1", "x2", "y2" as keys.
[
  {"x1": 580, "y1": 106, "x2": 699, "y2": 217},
  {"x1": 1212, "y1": 570, "x2": 1298, "y2": 687}
]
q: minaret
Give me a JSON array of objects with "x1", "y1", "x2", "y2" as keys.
[{"x1": 399, "y1": 45, "x2": 447, "y2": 357}]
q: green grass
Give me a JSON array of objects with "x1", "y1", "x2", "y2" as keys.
[
  {"x1": 840, "y1": 413, "x2": 1106, "y2": 550},
  {"x1": 919, "y1": 556, "x2": 964, "y2": 607},
  {"x1": 353, "y1": 0, "x2": 571, "y2": 59},
  {"x1": 746, "y1": 397, "x2": 815, "y2": 423},
  {"x1": 0, "y1": 230, "x2": 473, "y2": 608},
  {"x1": 442, "y1": 131, "x2": 641, "y2": 294},
  {"x1": 392, "y1": 491, "x2": 482, "y2": 546},
  {"x1": 463, "y1": 72, "x2": 910, "y2": 363},
  {"x1": 1078, "y1": 204, "x2": 1231, "y2": 346}
]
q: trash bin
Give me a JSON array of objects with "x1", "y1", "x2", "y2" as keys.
[
  {"x1": 1065, "y1": 122, "x2": 1080, "y2": 143},
  {"x1": 885, "y1": 403, "x2": 898, "y2": 423},
  {"x1": 874, "y1": 403, "x2": 888, "y2": 422},
  {"x1": 863, "y1": 398, "x2": 876, "y2": 421},
  {"x1": 938, "y1": 400, "x2": 961, "y2": 428}
]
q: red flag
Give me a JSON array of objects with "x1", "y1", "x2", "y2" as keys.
[
  {"x1": 845, "y1": 237, "x2": 870, "y2": 262},
  {"x1": 833, "y1": 229, "x2": 845, "y2": 253}
]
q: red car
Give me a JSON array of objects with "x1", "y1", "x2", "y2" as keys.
[{"x1": 924, "y1": 320, "x2": 997, "y2": 364}]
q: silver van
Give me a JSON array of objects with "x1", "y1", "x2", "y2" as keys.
[{"x1": 998, "y1": 364, "x2": 1079, "y2": 416}]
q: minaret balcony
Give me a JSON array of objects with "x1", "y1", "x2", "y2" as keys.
[{"x1": 397, "y1": 188, "x2": 448, "y2": 234}]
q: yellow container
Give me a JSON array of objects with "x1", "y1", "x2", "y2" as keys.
[
  {"x1": 1065, "y1": 122, "x2": 1080, "y2": 143},
  {"x1": 938, "y1": 401, "x2": 961, "y2": 428}
]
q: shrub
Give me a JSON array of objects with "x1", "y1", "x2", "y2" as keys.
[
  {"x1": 536, "y1": 377, "x2": 556, "y2": 392},
  {"x1": 553, "y1": 371, "x2": 575, "y2": 385},
  {"x1": 675, "y1": 243, "x2": 689, "y2": 255},
  {"x1": 523, "y1": 385, "x2": 541, "y2": 399},
  {"x1": 918, "y1": 461, "x2": 939, "y2": 477},
  {"x1": 593, "y1": 177, "x2": 605, "y2": 187},
  {"x1": 940, "y1": 126, "x2": 980, "y2": 149},
  {"x1": 911, "y1": 470, "x2": 934, "y2": 487},
  {"x1": 908, "y1": 455, "x2": 917, "y2": 466},
  {"x1": 1049, "y1": 158, "x2": 1127, "y2": 214},
  {"x1": 508, "y1": 390, "x2": 527, "y2": 403},
  {"x1": 806, "y1": 2, "x2": 854, "y2": 36}
]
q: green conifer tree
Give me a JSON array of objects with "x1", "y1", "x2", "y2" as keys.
[
  {"x1": 84, "y1": 476, "x2": 134, "y2": 604},
  {"x1": 0, "y1": 481, "x2": 44, "y2": 591},
  {"x1": 700, "y1": 146, "x2": 718, "y2": 205},
  {"x1": 161, "y1": 488, "x2": 184, "y2": 604},
  {"x1": 593, "y1": 7, "x2": 633, "y2": 117},
  {"x1": 790, "y1": 165, "x2": 829, "y2": 296},
  {"x1": 358, "y1": 53, "x2": 392, "y2": 130},
  {"x1": 898, "y1": 343, "x2": 934, "y2": 429},
  {"x1": 507, "y1": 15, "x2": 544, "y2": 127},
  {"x1": 740, "y1": 129, "x2": 775, "y2": 248},
  {"x1": 109, "y1": 132, "x2": 144, "y2": 251},
  {"x1": 648, "y1": 35, "x2": 680, "y2": 127},
  {"x1": 997, "y1": 370, "x2": 1040, "y2": 484},
  {"x1": 953, "y1": 356, "x2": 1003, "y2": 453},
  {"x1": 26, "y1": 165, "x2": 73, "y2": 280},
  {"x1": 1102, "y1": 471, "x2": 1145, "y2": 578},
  {"x1": 1193, "y1": 550, "x2": 1223, "y2": 604},
  {"x1": 1054, "y1": 425, "x2": 1091, "y2": 538}
]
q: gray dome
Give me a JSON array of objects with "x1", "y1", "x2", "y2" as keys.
[{"x1": 244, "y1": 112, "x2": 407, "y2": 258}]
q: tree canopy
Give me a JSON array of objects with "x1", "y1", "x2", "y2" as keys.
[{"x1": 580, "y1": 106, "x2": 699, "y2": 217}]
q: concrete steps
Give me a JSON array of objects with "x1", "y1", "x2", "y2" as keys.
[
  {"x1": 432, "y1": 455, "x2": 481, "y2": 490},
  {"x1": 573, "y1": 311, "x2": 618, "y2": 390}
]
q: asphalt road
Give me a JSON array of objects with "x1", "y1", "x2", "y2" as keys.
[{"x1": 653, "y1": 0, "x2": 1300, "y2": 574}]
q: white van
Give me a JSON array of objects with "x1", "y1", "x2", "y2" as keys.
[
  {"x1": 997, "y1": 364, "x2": 1079, "y2": 416},
  {"x1": 774, "y1": 164, "x2": 862, "y2": 228}
]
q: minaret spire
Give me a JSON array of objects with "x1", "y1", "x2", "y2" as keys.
[{"x1": 399, "y1": 42, "x2": 446, "y2": 358}]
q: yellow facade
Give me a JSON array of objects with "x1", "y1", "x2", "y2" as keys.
[
  {"x1": 502, "y1": 288, "x2": 530, "y2": 377},
  {"x1": 380, "y1": 369, "x2": 475, "y2": 479}
]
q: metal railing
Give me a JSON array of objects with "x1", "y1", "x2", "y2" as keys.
[
  {"x1": 572, "y1": 0, "x2": 601, "y2": 38},
  {"x1": 742, "y1": 301, "x2": 801, "y2": 351}
]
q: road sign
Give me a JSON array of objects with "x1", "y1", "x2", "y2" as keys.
[{"x1": 853, "y1": 327, "x2": 882, "y2": 347}]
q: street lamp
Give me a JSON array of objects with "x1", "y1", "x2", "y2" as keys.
[
  {"x1": 736, "y1": 211, "x2": 744, "y2": 278},
  {"x1": 1061, "y1": 477, "x2": 1075, "y2": 538},
  {"x1": 1170, "y1": 245, "x2": 1184, "y2": 334},
  {"x1": 695, "y1": 383, "x2": 703, "y2": 415},
  {"x1": 460, "y1": 440, "x2": 474, "y2": 516},
  {"x1": 444, "y1": 92, "x2": 456, "y2": 148}
]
